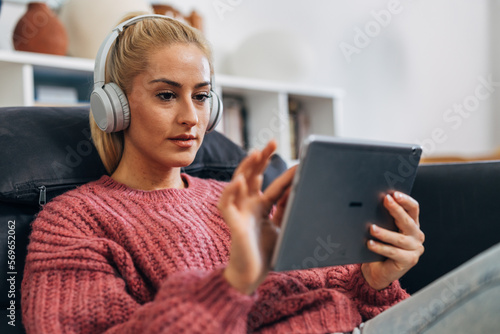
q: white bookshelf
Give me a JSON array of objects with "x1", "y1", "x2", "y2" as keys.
[
  {"x1": 0, "y1": 50, "x2": 94, "y2": 106},
  {"x1": 0, "y1": 50, "x2": 344, "y2": 164}
]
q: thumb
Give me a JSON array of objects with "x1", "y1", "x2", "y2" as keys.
[{"x1": 262, "y1": 165, "x2": 297, "y2": 211}]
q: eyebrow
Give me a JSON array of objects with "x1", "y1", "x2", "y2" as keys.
[{"x1": 149, "y1": 78, "x2": 211, "y2": 89}]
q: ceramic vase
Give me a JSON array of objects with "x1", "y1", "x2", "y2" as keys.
[
  {"x1": 13, "y1": 2, "x2": 68, "y2": 56},
  {"x1": 152, "y1": 4, "x2": 204, "y2": 32},
  {"x1": 58, "y1": 0, "x2": 152, "y2": 59}
]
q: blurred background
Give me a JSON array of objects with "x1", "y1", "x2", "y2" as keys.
[{"x1": 1, "y1": 0, "x2": 499, "y2": 159}]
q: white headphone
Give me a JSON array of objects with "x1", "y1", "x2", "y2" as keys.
[{"x1": 90, "y1": 14, "x2": 223, "y2": 133}]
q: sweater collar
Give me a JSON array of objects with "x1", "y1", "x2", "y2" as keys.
[{"x1": 94, "y1": 174, "x2": 222, "y2": 203}]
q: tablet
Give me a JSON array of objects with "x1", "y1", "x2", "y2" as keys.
[{"x1": 270, "y1": 135, "x2": 422, "y2": 272}]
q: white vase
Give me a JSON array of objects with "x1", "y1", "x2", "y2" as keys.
[{"x1": 58, "y1": 0, "x2": 152, "y2": 59}]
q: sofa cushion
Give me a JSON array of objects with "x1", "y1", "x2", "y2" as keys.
[
  {"x1": 0, "y1": 106, "x2": 285, "y2": 205},
  {"x1": 0, "y1": 106, "x2": 107, "y2": 205},
  {"x1": 402, "y1": 161, "x2": 500, "y2": 294}
]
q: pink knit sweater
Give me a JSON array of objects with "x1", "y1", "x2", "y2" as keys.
[{"x1": 21, "y1": 174, "x2": 409, "y2": 333}]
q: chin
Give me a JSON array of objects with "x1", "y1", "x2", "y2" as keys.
[
  {"x1": 169, "y1": 155, "x2": 197, "y2": 168},
  {"x1": 161, "y1": 142, "x2": 201, "y2": 168}
]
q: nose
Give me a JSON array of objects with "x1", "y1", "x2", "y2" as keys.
[{"x1": 177, "y1": 95, "x2": 199, "y2": 127}]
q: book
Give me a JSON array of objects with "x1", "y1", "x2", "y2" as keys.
[
  {"x1": 222, "y1": 95, "x2": 248, "y2": 149},
  {"x1": 288, "y1": 98, "x2": 310, "y2": 160}
]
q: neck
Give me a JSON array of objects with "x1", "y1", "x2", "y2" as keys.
[{"x1": 111, "y1": 155, "x2": 186, "y2": 191}]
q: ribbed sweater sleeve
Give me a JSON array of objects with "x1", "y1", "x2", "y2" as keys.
[
  {"x1": 245, "y1": 265, "x2": 409, "y2": 333},
  {"x1": 106, "y1": 268, "x2": 255, "y2": 333},
  {"x1": 324, "y1": 264, "x2": 410, "y2": 320},
  {"x1": 21, "y1": 175, "x2": 255, "y2": 334}
]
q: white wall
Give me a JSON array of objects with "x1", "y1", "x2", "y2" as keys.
[
  {"x1": 491, "y1": 0, "x2": 500, "y2": 149},
  {"x1": 0, "y1": 1, "x2": 27, "y2": 50},
  {"x1": 196, "y1": 0, "x2": 495, "y2": 157},
  {"x1": 0, "y1": 0, "x2": 497, "y2": 157}
]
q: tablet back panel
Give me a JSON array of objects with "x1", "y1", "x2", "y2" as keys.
[{"x1": 272, "y1": 136, "x2": 421, "y2": 271}]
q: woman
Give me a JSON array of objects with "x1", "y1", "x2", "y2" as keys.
[{"x1": 21, "y1": 14, "x2": 425, "y2": 333}]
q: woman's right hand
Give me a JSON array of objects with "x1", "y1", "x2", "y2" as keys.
[{"x1": 218, "y1": 140, "x2": 296, "y2": 295}]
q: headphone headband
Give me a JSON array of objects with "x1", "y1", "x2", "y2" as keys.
[{"x1": 94, "y1": 14, "x2": 170, "y2": 88}]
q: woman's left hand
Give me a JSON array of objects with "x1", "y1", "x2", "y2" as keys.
[{"x1": 361, "y1": 192, "x2": 425, "y2": 290}]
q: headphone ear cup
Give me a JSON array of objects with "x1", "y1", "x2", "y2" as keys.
[
  {"x1": 90, "y1": 86, "x2": 115, "y2": 132},
  {"x1": 105, "y1": 82, "x2": 130, "y2": 132},
  {"x1": 206, "y1": 90, "x2": 223, "y2": 133},
  {"x1": 90, "y1": 83, "x2": 129, "y2": 133}
]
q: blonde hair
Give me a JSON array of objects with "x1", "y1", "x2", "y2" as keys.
[{"x1": 90, "y1": 13, "x2": 213, "y2": 174}]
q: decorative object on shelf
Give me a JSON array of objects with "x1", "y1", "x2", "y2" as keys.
[
  {"x1": 229, "y1": 30, "x2": 316, "y2": 82},
  {"x1": 12, "y1": 2, "x2": 68, "y2": 56},
  {"x1": 152, "y1": 4, "x2": 203, "y2": 32},
  {"x1": 58, "y1": 0, "x2": 152, "y2": 59}
]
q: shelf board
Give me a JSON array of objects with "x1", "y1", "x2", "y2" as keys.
[
  {"x1": 0, "y1": 50, "x2": 94, "y2": 72},
  {"x1": 0, "y1": 51, "x2": 345, "y2": 100},
  {"x1": 217, "y1": 74, "x2": 344, "y2": 99}
]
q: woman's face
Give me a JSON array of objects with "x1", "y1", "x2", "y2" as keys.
[{"x1": 125, "y1": 43, "x2": 212, "y2": 171}]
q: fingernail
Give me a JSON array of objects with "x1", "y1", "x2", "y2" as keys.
[
  {"x1": 386, "y1": 194, "x2": 394, "y2": 203},
  {"x1": 368, "y1": 239, "x2": 376, "y2": 247},
  {"x1": 371, "y1": 224, "x2": 378, "y2": 233},
  {"x1": 395, "y1": 192, "x2": 405, "y2": 200}
]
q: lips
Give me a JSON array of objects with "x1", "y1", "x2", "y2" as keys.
[{"x1": 169, "y1": 134, "x2": 197, "y2": 148}]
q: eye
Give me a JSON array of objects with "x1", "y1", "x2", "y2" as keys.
[
  {"x1": 156, "y1": 92, "x2": 176, "y2": 101},
  {"x1": 193, "y1": 93, "x2": 211, "y2": 103}
]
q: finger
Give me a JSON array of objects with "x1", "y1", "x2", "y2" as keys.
[
  {"x1": 260, "y1": 139, "x2": 278, "y2": 164},
  {"x1": 393, "y1": 192, "x2": 420, "y2": 226},
  {"x1": 218, "y1": 180, "x2": 241, "y2": 225},
  {"x1": 232, "y1": 150, "x2": 260, "y2": 180},
  {"x1": 233, "y1": 141, "x2": 277, "y2": 194},
  {"x1": 369, "y1": 224, "x2": 422, "y2": 251},
  {"x1": 247, "y1": 152, "x2": 267, "y2": 195},
  {"x1": 271, "y1": 185, "x2": 292, "y2": 226},
  {"x1": 219, "y1": 174, "x2": 244, "y2": 211},
  {"x1": 262, "y1": 165, "x2": 297, "y2": 209},
  {"x1": 231, "y1": 154, "x2": 256, "y2": 191},
  {"x1": 384, "y1": 194, "x2": 420, "y2": 236},
  {"x1": 367, "y1": 239, "x2": 422, "y2": 268},
  {"x1": 249, "y1": 140, "x2": 277, "y2": 181},
  {"x1": 234, "y1": 173, "x2": 249, "y2": 206},
  {"x1": 276, "y1": 185, "x2": 292, "y2": 209},
  {"x1": 247, "y1": 174, "x2": 264, "y2": 196}
]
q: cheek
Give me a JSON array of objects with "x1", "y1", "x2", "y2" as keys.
[
  {"x1": 138, "y1": 112, "x2": 173, "y2": 137},
  {"x1": 202, "y1": 104, "x2": 212, "y2": 127},
  {"x1": 128, "y1": 105, "x2": 170, "y2": 140}
]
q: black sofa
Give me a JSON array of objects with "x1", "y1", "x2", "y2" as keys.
[{"x1": 1, "y1": 106, "x2": 500, "y2": 333}]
